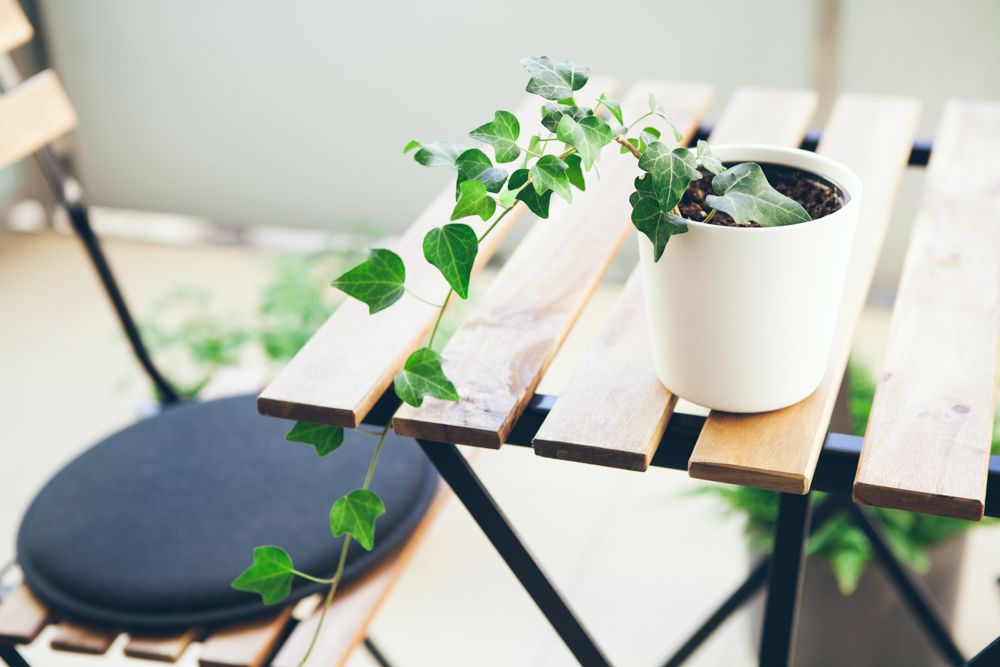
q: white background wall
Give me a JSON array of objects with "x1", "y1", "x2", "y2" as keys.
[{"x1": 33, "y1": 0, "x2": 1000, "y2": 288}]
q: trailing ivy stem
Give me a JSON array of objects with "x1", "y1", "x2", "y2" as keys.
[
  {"x1": 405, "y1": 287, "x2": 443, "y2": 308},
  {"x1": 291, "y1": 570, "x2": 335, "y2": 584},
  {"x1": 614, "y1": 136, "x2": 642, "y2": 159},
  {"x1": 703, "y1": 208, "x2": 718, "y2": 224},
  {"x1": 625, "y1": 111, "x2": 654, "y2": 132},
  {"x1": 299, "y1": 424, "x2": 389, "y2": 667},
  {"x1": 427, "y1": 290, "x2": 452, "y2": 351}
]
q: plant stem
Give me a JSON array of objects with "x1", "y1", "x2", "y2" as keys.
[
  {"x1": 703, "y1": 208, "x2": 717, "y2": 224},
  {"x1": 614, "y1": 136, "x2": 642, "y2": 159},
  {"x1": 405, "y1": 287, "x2": 443, "y2": 308},
  {"x1": 426, "y1": 290, "x2": 452, "y2": 351},
  {"x1": 291, "y1": 570, "x2": 335, "y2": 584},
  {"x1": 297, "y1": 424, "x2": 390, "y2": 667},
  {"x1": 625, "y1": 111, "x2": 654, "y2": 133}
]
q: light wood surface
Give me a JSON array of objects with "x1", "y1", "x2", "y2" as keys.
[
  {"x1": 198, "y1": 606, "x2": 294, "y2": 667},
  {"x1": 532, "y1": 87, "x2": 814, "y2": 469},
  {"x1": 689, "y1": 94, "x2": 921, "y2": 493},
  {"x1": 709, "y1": 87, "x2": 817, "y2": 147},
  {"x1": 392, "y1": 81, "x2": 714, "y2": 447},
  {"x1": 271, "y1": 483, "x2": 448, "y2": 667},
  {"x1": 50, "y1": 620, "x2": 118, "y2": 654},
  {"x1": 0, "y1": 0, "x2": 33, "y2": 54},
  {"x1": 257, "y1": 79, "x2": 617, "y2": 428},
  {"x1": 0, "y1": 585, "x2": 49, "y2": 644},
  {"x1": 0, "y1": 70, "x2": 76, "y2": 170},
  {"x1": 853, "y1": 99, "x2": 1000, "y2": 520},
  {"x1": 125, "y1": 629, "x2": 199, "y2": 662}
]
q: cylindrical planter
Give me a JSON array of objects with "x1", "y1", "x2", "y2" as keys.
[
  {"x1": 637, "y1": 144, "x2": 863, "y2": 413},
  {"x1": 749, "y1": 535, "x2": 967, "y2": 667}
]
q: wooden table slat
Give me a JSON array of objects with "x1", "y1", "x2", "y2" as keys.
[
  {"x1": 125, "y1": 628, "x2": 199, "y2": 662},
  {"x1": 271, "y1": 484, "x2": 447, "y2": 667},
  {"x1": 198, "y1": 606, "x2": 293, "y2": 667},
  {"x1": 50, "y1": 620, "x2": 118, "y2": 655},
  {"x1": 532, "y1": 87, "x2": 817, "y2": 469},
  {"x1": 257, "y1": 78, "x2": 618, "y2": 428},
  {"x1": 853, "y1": 99, "x2": 1000, "y2": 520},
  {"x1": 0, "y1": 0, "x2": 33, "y2": 54},
  {"x1": 0, "y1": 585, "x2": 49, "y2": 644},
  {"x1": 392, "y1": 81, "x2": 714, "y2": 448},
  {"x1": 0, "y1": 70, "x2": 77, "y2": 171},
  {"x1": 689, "y1": 94, "x2": 921, "y2": 493}
]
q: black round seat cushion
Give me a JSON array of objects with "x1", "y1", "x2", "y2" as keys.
[{"x1": 17, "y1": 394, "x2": 437, "y2": 631}]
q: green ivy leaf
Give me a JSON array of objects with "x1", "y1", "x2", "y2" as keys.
[
  {"x1": 707, "y1": 163, "x2": 811, "y2": 226},
  {"x1": 455, "y1": 148, "x2": 507, "y2": 194},
  {"x1": 285, "y1": 421, "x2": 344, "y2": 457},
  {"x1": 410, "y1": 140, "x2": 467, "y2": 168},
  {"x1": 597, "y1": 93, "x2": 623, "y2": 125},
  {"x1": 696, "y1": 140, "x2": 724, "y2": 174},
  {"x1": 564, "y1": 154, "x2": 585, "y2": 191},
  {"x1": 231, "y1": 546, "x2": 294, "y2": 605},
  {"x1": 640, "y1": 126, "x2": 661, "y2": 147},
  {"x1": 470, "y1": 110, "x2": 520, "y2": 164},
  {"x1": 556, "y1": 114, "x2": 612, "y2": 170},
  {"x1": 329, "y1": 489, "x2": 386, "y2": 551},
  {"x1": 638, "y1": 142, "x2": 701, "y2": 213},
  {"x1": 451, "y1": 180, "x2": 497, "y2": 222},
  {"x1": 498, "y1": 188, "x2": 518, "y2": 209},
  {"x1": 394, "y1": 347, "x2": 459, "y2": 407},
  {"x1": 648, "y1": 94, "x2": 684, "y2": 143},
  {"x1": 509, "y1": 168, "x2": 551, "y2": 217},
  {"x1": 403, "y1": 139, "x2": 422, "y2": 154},
  {"x1": 530, "y1": 154, "x2": 572, "y2": 203},
  {"x1": 631, "y1": 192, "x2": 689, "y2": 261},
  {"x1": 541, "y1": 103, "x2": 592, "y2": 133},
  {"x1": 521, "y1": 56, "x2": 590, "y2": 101},
  {"x1": 330, "y1": 249, "x2": 405, "y2": 314},
  {"x1": 423, "y1": 223, "x2": 478, "y2": 299}
]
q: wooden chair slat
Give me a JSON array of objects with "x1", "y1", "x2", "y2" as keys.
[
  {"x1": 0, "y1": 0, "x2": 33, "y2": 54},
  {"x1": 125, "y1": 629, "x2": 199, "y2": 662},
  {"x1": 257, "y1": 78, "x2": 618, "y2": 428},
  {"x1": 532, "y1": 87, "x2": 817, "y2": 469},
  {"x1": 271, "y1": 484, "x2": 447, "y2": 667},
  {"x1": 392, "y1": 81, "x2": 714, "y2": 448},
  {"x1": 853, "y1": 99, "x2": 1000, "y2": 520},
  {"x1": 50, "y1": 620, "x2": 118, "y2": 655},
  {"x1": 689, "y1": 94, "x2": 921, "y2": 493},
  {"x1": 198, "y1": 606, "x2": 293, "y2": 667},
  {"x1": 0, "y1": 585, "x2": 49, "y2": 644},
  {"x1": 0, "y1": 70, "x2": 77, "y2": 171}
]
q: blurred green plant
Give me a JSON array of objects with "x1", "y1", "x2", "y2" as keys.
[{"x1": 708, "y1": 362, "x2": 1000, "y2": 595}]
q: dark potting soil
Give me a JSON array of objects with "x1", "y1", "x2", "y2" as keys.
[{"x1": 678, "y1": 163, "x2": 847, "y2": 228}]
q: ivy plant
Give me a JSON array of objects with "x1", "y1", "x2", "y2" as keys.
[{"x1": 233, "y1": 56, "x2": 814, "y2": 665}]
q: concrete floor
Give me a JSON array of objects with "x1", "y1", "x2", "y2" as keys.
[{"x1": 1, "y1": 230, "x2": 998, "y2": 666}]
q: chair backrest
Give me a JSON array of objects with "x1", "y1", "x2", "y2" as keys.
[
  {"x1": 0, "y1": 0, "x2": 76, "y2": 171},
  {"x1": 0, "y1": 0, "x2": 180, "y2": 403}
]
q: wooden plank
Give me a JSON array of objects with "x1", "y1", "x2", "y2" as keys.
[
  {"x1": 689, "y1": 94, "x2": 921, "y2": 493},
  {"x1": 198, "y1": 606, "x2": 293, "y2": 667},
  {"x1": 50, "y1": 620, "x2": 118, "y2": 654},
  {"x1": 125, "y1": 629, "x2": 199, "y2": 662},
  {"x1": 853, "y1": 99, "x2": 1000, "y2": 520},
  {"x1": 392, "y1": 81, "x2": 714, "y2": 448},
  {"x1": 0, "y1": 70, "x2": 76, "y2": 170},
  {"x1": 0, "y1": 585, "x2": 49, "y2": 644},
  {"x1": 257, "y1": 78, "x2": 618, "y2": 428},
  {"x1": 532, "y1": 87, "x2": 817, "y2": 469},
  {"x1": 0, "y1": 0, "x2": 33, "y2": 54},
  {"x1": 270, "y1": 483, "x2": 447, "y2": 667}
]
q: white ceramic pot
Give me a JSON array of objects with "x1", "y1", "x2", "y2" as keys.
[{"x1": 637, "y1": 144, "x2": 863, "y2": 413}]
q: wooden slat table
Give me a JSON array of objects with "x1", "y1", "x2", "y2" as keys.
[{"x1": 255, "y1": 79, "x2": 1000, "y2": 667}]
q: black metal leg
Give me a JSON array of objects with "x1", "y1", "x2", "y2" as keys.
[
  {"x1": 966, "y1": 635, "x2": 1000, "y2": 666},
  {"x1": 0, "y1": 646, "x2": 30, "y2": 667},
  {"x1": 363, "y1": 636, "x2": 394, "y2": 667},
  {"x1": 417, "y1": 440, "x2": 612, "y2": 667},
  {"x1": 759, "y1": 492, "x2": 812, "y2": 667},
  {"x1": 662, "y1": 496, "x2": 842, "y2": 667},
  {"x1": 846, "y1": 504, "x2": 965, "y2": 666}
]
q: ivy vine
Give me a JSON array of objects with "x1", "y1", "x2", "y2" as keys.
[{"x1": 231, "y1": 56, "x2": 811, "y2": 666}]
